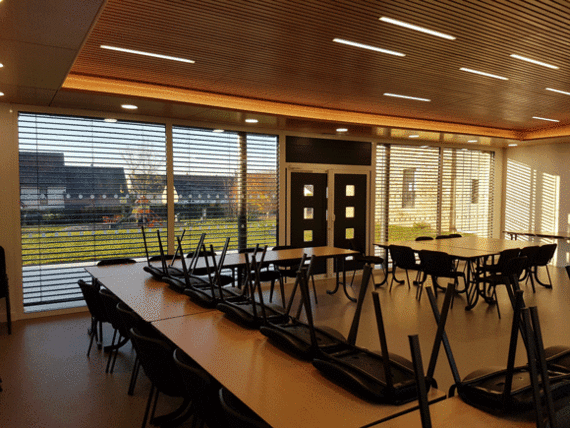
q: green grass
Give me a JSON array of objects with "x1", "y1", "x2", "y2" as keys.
[{"x1": 21, "y1": 219, "x2": 276, "y2": 265}]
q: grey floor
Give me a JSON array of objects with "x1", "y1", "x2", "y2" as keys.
[{"x1": 1, "y1": 265, "x2": 569, "y2": 428}]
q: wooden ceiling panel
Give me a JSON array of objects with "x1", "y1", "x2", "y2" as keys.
[{"x1": 60, "y1": 0, "x2": 570, "y2": 137}]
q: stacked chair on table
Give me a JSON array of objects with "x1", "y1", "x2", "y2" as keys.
[
  {"x1": 272, "y1": 245, "x2": 319, "y2": 304},
  {"x1": 425, "y1": 283, "x2": 570, "y2": 427},
  {"x1": 263, "y1": 256, "x2": 436, "y2": 404},
  {"x1": 239, "y1": 246, "x2": 286, "y2": 307}
]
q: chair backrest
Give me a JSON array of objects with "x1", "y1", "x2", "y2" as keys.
[
  {"x1": 0, "y1": 246, "x2": 8, "y2": 299},
  {"x1": 415, "y1": 236, "x2": 433, "y2": 241},
  {"x1": 218, "y1": 387, "x2": 271, "y2": 428},
  {"x1": 129, "y1": 328, "x2": 186, "y2": 397},
  {"x1": 495, "y1": 248, "x2": 521, "y2": 271},
  {"x1": 519, "y1": 245, "x2": 540, "y2": 265},
  {"x1": 116, "y1": 301, "x2": 154, "y2": 338},
  {"x1": 502, "y1": 256, "x2": 528, "y2": 278},
  {"x1": 389, "y1": 245, "x2": 417, "y2": 269},
  {"x1": 96, "y1": 257, "x2": 136, "y2": 266},
  {"x1": 419, "y1": 250, "x2": 455, "y2": 277},
  {"x1": 173, "y1": 348, "x2": 222, "y2": 427},
  {"x1": 99, "y1": 288, "x2": 126, "y2": 334},
  {"x1": 77, "y1": 279, "x2": 108, "y2": 322},
  {"x1": 448, "y1": 233, "x2": 462, "y2": 238},
  {"x1": 535, "y1": 244, "x2": 557, "y2": 266}
]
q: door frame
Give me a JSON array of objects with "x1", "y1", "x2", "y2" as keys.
[{"x1": 285, "y1": 164, "x2": 373, "y2": 275}]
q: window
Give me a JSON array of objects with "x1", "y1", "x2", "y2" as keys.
[
  {"x1": 172, "y1": 127, "x2": 278, "y2": 251},
  {"x1": 375, "y1": 144, "x2": 494, "y2": 244},
  {"x1": 402, "y1": 168, "x2": 416, "y2": 208},
  {"x1": 19, "y1": 113, "x2": 166, "y2": 311}
]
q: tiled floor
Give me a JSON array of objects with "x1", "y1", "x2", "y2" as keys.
[{"x1": 0, "y1": 265, "x2": 568, "y2": 427}]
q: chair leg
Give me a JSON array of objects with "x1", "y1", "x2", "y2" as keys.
[
  {"x1": 311, "y1": 274, "x2": 318, "y2": 304},
  {"x1": 389, "y1": 266, "x2": 396, "y2": 291},
  {"x1": 278, "y1": 276, "x2": 286, "y2": 308},
  {"x1": 5, "y1": 295, "x2": 11, "y2": 335},
  {"x1": 128, "y1": 356, "x2": 140, "y2": 396},
  {"x1": 141, "y1": 384, "x2": 156, "y2": 428},
  {"x1": 106, "y1": 329, "x2": 118, "y2": 373}
]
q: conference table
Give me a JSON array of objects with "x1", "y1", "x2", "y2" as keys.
[
  {"x1": 375, "y1": 396, "x2": 536, "y2": 428},
  {"x1": 86, "y1": 246, "x2": 449, "y2": 428},
  {"x1": 375, "y1": 236, "x2": 541, "y2": 310}
]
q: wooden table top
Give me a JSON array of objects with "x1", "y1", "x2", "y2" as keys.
[
  {"x1": 375, "y1": 396, "x2": 536, "y2": 427},
  {"x1": 376, "y1": 236, "x2": 539, "y2": 258},
  {"x1": 504, "y1": 230, "x2": 570, "y2": 240},
  {"x1": 152, "y1": 312, "x2": 446, "y2": 428},
  {"x1": 85, "y1": 264, "x2": 214, "y2": 322}
]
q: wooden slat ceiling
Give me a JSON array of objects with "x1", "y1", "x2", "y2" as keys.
[{"x1": 40, "y1": 0, "x2": 570, "y2": 139}]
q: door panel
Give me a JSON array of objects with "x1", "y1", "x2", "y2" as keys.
[
  {"x1": 334, "y1": 174, "x2": 367, "y2": 270},
  {"x1": 290, "y1": 172, "x2": 327, "y2": 273}
]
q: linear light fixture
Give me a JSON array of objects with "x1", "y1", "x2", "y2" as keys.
[
  {"x1": 409, "y1": 134, "x2": 419, "y2": 138},
  {"x1": 532, "y1": 116, "x2": 559, "y2": 122},
  {"x1": 336, "y1": 128, "x2": 348, "y2": 132},
  {"x1": 379, "y1": 17, "x2": 456, "y2": 40},
  {"x1": 546, "y1": 87, "x2": 570, "y2": 96},
  {"x1": 468, "y1": 139, "x2": 478, "y2": 143},
  {"x1": 333, "y1": 38, "x2": 405, "y2": 57},
  {"x1": 510, "y1": 54, "x2": 558, "y2": 69},
  {"x1": 460, "y1": 67, "x2": 508, "y2": 80},
  {"x1": 121, "y1": 104, "x2": 138, "y2": 110},
  {"x1": 213, "y1": 129, "x2": 224, "y2": 133},
  {"x1": 104, "y1": 118, "x2": 117, "y2": 123},
  {"x1": 508, "y1": 143, "x2": 518, "y2": 147},
  {"x1": 101, "y1": 45, "x2": 195, "y2": 64},
  {"x1": 384, "y1": 93, "x2": 431, "y2": 102},
  {"x1": 245, "y1": 119, "x2": 258, "y2": 123}
]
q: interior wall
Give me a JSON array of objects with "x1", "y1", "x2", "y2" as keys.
[{"x1": 505, "y1": 142, "x2": 570, "y2": 267}]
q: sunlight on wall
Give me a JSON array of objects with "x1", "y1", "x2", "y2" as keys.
[{"x1": 505, "y1": 159, "x2": 560, "y2": 238}]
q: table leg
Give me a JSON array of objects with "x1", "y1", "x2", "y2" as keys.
[{"x1": 326, "y1": 256, "x2": 357, "y2": 302}]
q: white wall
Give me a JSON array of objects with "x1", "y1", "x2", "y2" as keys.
[{"x1": 505, "y1": 142, "x2": 570, "y2": 267}]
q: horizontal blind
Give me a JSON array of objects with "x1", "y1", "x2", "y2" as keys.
[
  {"x1": 386, "y1": 145, "x2": 441, "y2": 241},
  {"x1": 19, "y1": 113, "x2": 166, "y2": 310},
  {"x1": 172, "y1": 127, "x2": 278, "y2": 252},
  {"x1": 441, "y1": 148, "x2": 494, "y2": 237}
]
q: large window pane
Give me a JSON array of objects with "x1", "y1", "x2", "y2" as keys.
[
  {"x1": 19, "y1": 113, "x2": 166, "y2": 311},
  {"x1": 172, "y1": 127, "x2": 278, "y2": 252}
]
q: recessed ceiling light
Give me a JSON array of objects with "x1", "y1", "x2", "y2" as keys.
[
  {"x1": 459, "y1": 68, "x2": 508, "y2": 80},
  {"x1": 104, "y1": 118, "x2": 117, "y2": 123},
  {"x1": 384, "y1": 93, "x2": 431, "y2": 102},
  {"x1": 379, "y1": 17, "x2": 456, "y2": 40},
  {"x1": 510, "y1": 54, "x2": 558, "y2": 69},
  {"x1": 245, "y1": 119, "x2": 258, "y2": 123},
  {"x1": 332, "y1": 38, "x2": 405, "y2": 57},
  {"x1": 468, "y1": 139, "x2": 478, "y2": 143},
  {"x1": 546, "y1": 88, "x2": 570, "y2": 96},
  {"x1": 121, "y1": 104, "x2": 138, "y2": 110},
  {"x1": 508, "y1": 143, "x2": 518, "y2": 147},
  {"x1": 336, "y1": 128, "x2": 348, "y2": 132},
  {"x1": 213, "y1": 129, "x2": 224, "y2": 133},
  {"x1": 0, "y1": 92, "x2": 4, "y2": 97},
  {"x1": 0, "y1": 63, "x2": 3, "y2": 68},
  {"x1": 101, "y1": 45, "x2": 195, "y2": 64},
  {"x1": 532, "y1": 116, "x2": 559, "y2": 122},
  {"x1": 409, "y1": 134, "x2": 419, "y2": 138}
]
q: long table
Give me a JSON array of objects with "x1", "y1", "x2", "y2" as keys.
[
  {"x1": 376, "y1": 237, "x2": 540, "y2": 310},
  {"x1": 374, "y1": 396, "x2": 536, "y2": 428},
  {"x1": 504, "y1": 229, "x2": 570, "y2": 241},
  {"x1": 86, "y1": 248, "x2": 447, "y2": 428}
]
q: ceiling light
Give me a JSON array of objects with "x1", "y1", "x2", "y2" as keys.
[
  {"x1": 101, "y1": 45, "x2": 195, "y2": 64},
  {"x1": 409, "y1": 134, "x2": 419, "y2": 138},
  {"x1": 0, "y1": 63, "x2": 3, "y2": 68},
  {"x1": 333, "y1": 38, "x2": 405, "y2": 57},
  {"x1": 459, "y1": 67, "x2": 508, "y2": 80},
  {"x1": 104, "y1": 118, "x2": 117, "y2": 123},
  {"x1": 420, "y1": 145, "x2": 429, "y2": 148},
  {"x1": 0, "y1": 92, "x2": 4, "y2": 97},
  {"x1": 384, "y1": 93, "x2": 431, "y2": 102},
  {"x1": 245, "y1": 119, "x2": 258, "y2": 123},
  {"x1": 510, "y1": 54, "x2": 558, "y2": 69},
  {"x1": 379, "y1": 17, "x2": 456, "y2": 40},
  {"x1": 508, "y1": 143, "x2": 518, "y2": 147},
  {"x1": 468, "y1": 139, "x2": 478, "y2": 143},
  {"x1": 546, "y1": 88, "x2": 570, "y2": 96},
  {"x1": 213, "y1": 129, "x2": 224, "y2": 133},
  {"x1": 336, "y1": 128, "x2": 348, "y2": 132},
  {"x1": 532, "y1": 116, "x2": 559, "y2": 122},
  {"x1": 121, "y1": 104, "x2": 138, "y2": 110}
]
